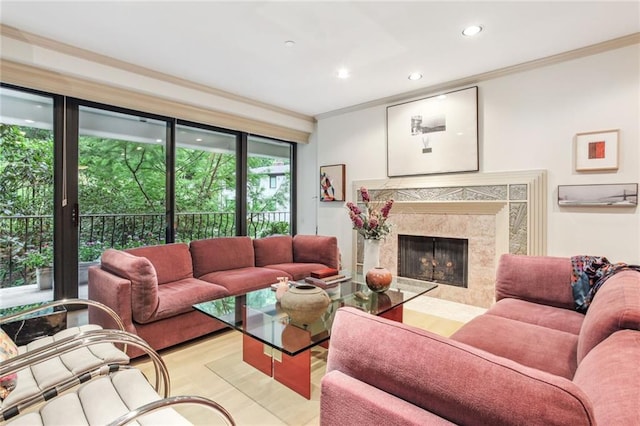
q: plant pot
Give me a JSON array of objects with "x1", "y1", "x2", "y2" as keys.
[
  {"x1": 78, "y1": 261, "x2": 99, "y2": 286},
  {"x1": 36, "y1": 267, "x2": 54, "y2": 290},
  {"x1": 280, "y1": 284, "x2": 331, "y2": 326}
]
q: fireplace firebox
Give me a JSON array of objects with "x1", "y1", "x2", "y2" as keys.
[{"x1": 398, "y1": 234, "x2": 468, "y2": 288}]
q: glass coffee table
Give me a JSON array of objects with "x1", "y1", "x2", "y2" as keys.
[{"x1": 194, "y1": 274, "x2": 437, "y2": 399}]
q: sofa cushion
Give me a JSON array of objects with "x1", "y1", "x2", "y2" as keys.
[
  {"x1": 292, "y1": 235, "x2": 339, "y2": 269},
  {"x1": 147, "y1": 278, "x2": 229, "y2": 322},
  {"x1": 573, "y1": 330, "x2": 640, "y2": 425},
  {"x1": 576, "y1": 270, "x2": 640, "y2": 363},
  {"x1": 495, "y1": 254, "x2": 575, "y2": 309},
  {"x1": 199, "y1": 267, "x2": 283, "y2": 295},
  {"x1": 190, "y1": 237, "x2": 255, "y2": 277},
  {"x1": 126, "y1": 243, "x2": 193, "y2": 285},
  {"x1": 451, "y1": 314, "x2": 578, "y2": 379},
  {"x1": 253, "y1": 235, "x2": 293, "y2": 267},
  {"x1": 486, "y1": 298, "x2": 585, "y2": 335},
  {"x1": 100, "y1": 249, "x2": 159, "y2": 324}
]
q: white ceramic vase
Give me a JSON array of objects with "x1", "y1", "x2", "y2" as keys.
[{"x1": 362, "y1": 238, "x2": 381, "y2": 278}]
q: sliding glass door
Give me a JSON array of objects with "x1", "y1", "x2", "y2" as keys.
[
  {"x1": 247, "y1": 136, "x2": 293, "y2": 237},
  {"x1": 77, "y1": 106, "x2": 169, "y2": 292},
  {"x1": 0, "y1": 84, "x2": 296, "y2": 309},
  {"x1": 175, "y1": 123, "x2": 238, "y2": 241},
  {"x1": 0, "y1": 87, "x2": 56, "y2": 308}
]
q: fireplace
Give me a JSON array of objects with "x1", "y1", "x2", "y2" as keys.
[
  {"x1": 398, "y1": 234, "x2": 468, "y2": 287},
  {"x1": 352, "y1": 170, "x2": 547, "y2": 308}
]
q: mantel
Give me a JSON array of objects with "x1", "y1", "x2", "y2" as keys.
[
  {"x1": 391, "y1": 200, "x2": 507, "y2": 215},
  {"x1": 352, "y1": 169, "x2": 547, "y2": 256}
]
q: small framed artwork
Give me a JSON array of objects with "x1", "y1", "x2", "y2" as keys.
[
  {"x1": 320, "y1": 164, "x2": 345, "y2": 202},
  {"x1": 558, "y1": 183, "x2": 637, "y2": 207},
  {"x1": 386, "y1": 86, "x2": 478, "y2": 177},
  {"x1": 575, "y1": 129, "x2": 619, "y2": 172}
]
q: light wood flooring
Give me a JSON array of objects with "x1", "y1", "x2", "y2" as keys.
[{"x1": 131, "y1": 303, "x2": 474, "y2": 426}]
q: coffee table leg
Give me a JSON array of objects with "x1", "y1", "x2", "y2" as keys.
[
  {"x1": 380, "y1": 304, "x2": 403, "y2": 322},
  {"x1": 242, "y1": 334, "x2": 273, "y2": 376},
  {"x1": 273, "y1": 349, "x2": 311, "y2": 399}
]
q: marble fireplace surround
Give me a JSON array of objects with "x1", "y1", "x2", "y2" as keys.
[{"x1": 352, "y1": 170, "x2": 547, "y2": 308}]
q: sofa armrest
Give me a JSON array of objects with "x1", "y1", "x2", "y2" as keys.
[
  {"x1": 325, "y1": 308, "x2": 595, "y2": 426},
  {"x1": 495, "y1": 254, "x2": 575, "y2": 309},
  {"x1": 88, "y1": 266, "x2": 135, "y2": 334}
]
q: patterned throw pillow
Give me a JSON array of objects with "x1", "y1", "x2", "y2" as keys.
[{"x1": 0, "y1": 328, "x2": 18, "y2": 400}]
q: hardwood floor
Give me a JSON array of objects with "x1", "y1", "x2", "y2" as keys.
[{"x1": 131, "y1": 307, "x2": 467, "y2": 426}]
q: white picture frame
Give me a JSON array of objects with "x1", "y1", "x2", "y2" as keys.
[
  {"x1": 386, "y1": 86, "x2": 478, "y2": 177},
  {"x1": 575, "y1": 129, "x2": 619, "y2": 172}
]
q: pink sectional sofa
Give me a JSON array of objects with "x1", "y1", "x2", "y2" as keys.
[
  {"x1": 88, "y1": 234, "x2": 339, "y2": 357},
  {"x1": 321, "y1": 254, "x2": 640, "y2": 425}
]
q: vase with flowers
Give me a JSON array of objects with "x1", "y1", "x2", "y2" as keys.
[{"x1": 346, "y1": 187, "x2": 394, "y2": 278}]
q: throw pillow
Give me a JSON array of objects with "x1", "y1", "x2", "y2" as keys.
[{"x1": 0, "y1": 328, "x2": 18, "y2": 400}]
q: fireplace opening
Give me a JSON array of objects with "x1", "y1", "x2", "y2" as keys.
[{"x1": 398, "y1": 234, "x2": 468, "y2": 288}]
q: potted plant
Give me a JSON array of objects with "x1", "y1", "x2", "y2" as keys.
[
  {"x1": 23, "y1": 247, "x2": 54, "y2": 290},
  {"x1": 78, "y1": 241, "x2": 104, "y2": 286}
]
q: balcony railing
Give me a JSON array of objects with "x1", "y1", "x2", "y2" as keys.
[{"x1": 0, "y1": 211, "x2": 290, "y2": 289}]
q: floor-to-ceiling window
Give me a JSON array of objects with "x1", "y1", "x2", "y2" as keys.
[
  {"x1": 0, "y1": 84, "x2": 296, "y2": 309},
  {"x1": 246, "y1": 135, "x2": 294, "y2": 237},
  {"x1": 0, "y1": 87, "x2": 56, "y2": 307},
  {"x1": 77, "y1": 105, "x2": 170, "y2": 288},
  {"x1": 175, "y1": 123, "x2": 238, "y2": 240}
]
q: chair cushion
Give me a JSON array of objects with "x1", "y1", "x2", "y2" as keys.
[
  {"x1": 253, "y1": 235, "x2": 293, "y2": 267},
  {"x1": 100, "y1": 249, "x2": 159, "y2": 324},
  {"x1": 486, "y1": 298, "x2": 585, "y2": 335},
  {"x1": 1, "y1": 325, "x2": 129, "y2": 414},
  {"x1": 0, "y1": 329, "x2": 18, "y2": 400},
  {"x1": 451, "y1": 314, "x2": 578, "y2": 379},
  {"x1": 126, "y1": 243, "x2": 193, "y2": 285},
  {"x1": 5, "y1": 369, "x2": 190, "y2": 425}
]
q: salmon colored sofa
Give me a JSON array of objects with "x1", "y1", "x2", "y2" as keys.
[
  {"x1": 321, "y1": 254, "x2": 640, "y2": 425},
  {"x1": 88, "y1": 234, "x2": 339, "y2": 357}
]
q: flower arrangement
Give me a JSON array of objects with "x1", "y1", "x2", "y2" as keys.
[{"x1": 346, "y1": 187, "x2": 394, "y2": 240}]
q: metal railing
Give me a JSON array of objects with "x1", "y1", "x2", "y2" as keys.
[{"x1": 0, "y1": 211, "x2": 290, "y2": 288}]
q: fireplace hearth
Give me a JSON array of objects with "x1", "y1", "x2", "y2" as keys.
[{"x1": 398, "y1": 234, "x2": 468, "y2": 288}]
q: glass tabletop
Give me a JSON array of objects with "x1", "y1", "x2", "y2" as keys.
[{"x1": 193, "y1": 273, "x2": 437, "y2": 356}]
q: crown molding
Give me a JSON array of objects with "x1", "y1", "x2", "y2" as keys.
[
  {"x1": 316, "y1": 32, "x2": 640, "y2": 120},
  {"x1": 0, "y1": 59, "x2": 311, "y2": 143}
]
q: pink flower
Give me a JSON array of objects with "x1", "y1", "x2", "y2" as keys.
[
  {"x1": 350, "y1": 211, "x2": 364, "y2": 228},
  {"x1": 345, "y1": 186, "x2": 394, "y2": 240},
  {"x1": 360, "y1": 187, "x2": 370, "y2": 202},
  {"x1": 381, "y1": 199, "x2": 394, "y2": 218},
  {"x1": 346, "y1": 202, "x2": 362, "y2": 215}
]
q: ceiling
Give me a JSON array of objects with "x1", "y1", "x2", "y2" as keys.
[{"x1": 1, "y1": 1, "x2": 639, "y2": 117}]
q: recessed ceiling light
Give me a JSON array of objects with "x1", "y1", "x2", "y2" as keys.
[
  {"x1": 437, "y1": 95, "x2": 447, "y2": 100},
  {"x1": 462, "y1": 25, "x2": 483, "y2": 37},
  {"x1": 24, "y1": 119, "x2": 35, "y2": 123},
  {"x1": 284, "y1": 40, "x2": 295, "y2": 47},
  {"x1": 408, "y1": 72, "x2": 423, "y2": 81},
  {"x1": 196, "y1": 138, "x2": 203, "y2": 142},
  {"x1": 337, "y1": 68, "x2": 350, "y2": 79}
]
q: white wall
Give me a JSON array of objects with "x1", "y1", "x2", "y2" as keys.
[{"x1": 309, "y1": 44, "x2": 640, "y2": 268}]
